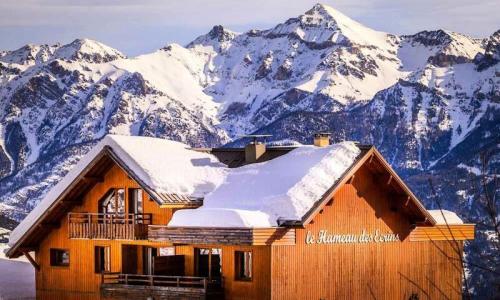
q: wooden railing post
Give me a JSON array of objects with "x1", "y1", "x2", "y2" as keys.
[
  {"x1": 177, "y1": 277, "x2": 180, "y2": 287},
  {"x1": 110, "y1": 214, "x2": 114, "y2": 239},
  {"x1": 88, "y1": 214, "x2": 92, "y2": 238},
  {"x1": 124, "y1": 274, "x2": 128, "y2": 285},
  {"x1": 203, "y1": 278, "x2": 208, "y2": 291},
  {"x1": 149, "y1": 274, "x2": 153, "y2": 286}
]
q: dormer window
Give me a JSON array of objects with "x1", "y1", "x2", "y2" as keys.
[{"x1": 98, "y1": 188, "x2": 125, "y2": 214}]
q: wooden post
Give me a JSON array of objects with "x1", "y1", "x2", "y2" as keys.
[
  {"x1": 208, "y1": 250, "x2": 212, "y2": 281},
  {"x1": 149, "y1": 274, "x2": 153, "y2": 286},
  {"x1": 124, "y1": 274, "x2": 128, "y2": 285},
  {"x1": 177, "y1": 277, "x2": 180, "y2": 287},
  {"x1": 203, "y1": 278, "x2": 208, "y2": 291},
  {"x1": 23, "y1": 251, "x2": 40, "y2": 271}
]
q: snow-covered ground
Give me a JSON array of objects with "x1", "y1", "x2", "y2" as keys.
[{"x1": 0, "y1": 243, "x2": 35, "y2": 300}]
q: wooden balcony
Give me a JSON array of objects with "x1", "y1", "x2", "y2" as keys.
[
  {"x1": 148, "y1": 225, "x2": 296, "y2": 245},
  {"x1": 100, "y1": 273, "x2": 224, "y2": 300},
  {"x1": 68, "y1": 213, "x2": 152, "y2": 240}
]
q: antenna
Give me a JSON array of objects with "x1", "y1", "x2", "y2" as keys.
[{"x1": 240, "y1": 134, "x2": 273, "y2": 144}]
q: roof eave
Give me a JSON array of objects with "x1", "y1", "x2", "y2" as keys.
[
  {"x1": 6, "y1": 148, "x2": 110, "y2": 258},
  {"x1": 299, "y1": 146, "x2": 436, "y2": 228},
  {"x1": 7, "y1": 146, "x2": 175, "y2": 258}
]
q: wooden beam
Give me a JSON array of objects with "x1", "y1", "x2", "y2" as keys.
[
  {"x1": 415, "y1": 218, "x2": 428, "y2": 226},
  {"x1": 386, "y1": 175, "x2": 393, "y2": 185},
  {"x1": 62, "y1": 197, "x2": 83, "y2": 203},
  {"x1": 23, "y1": 251, "x2": 40, "y2": 271},
  {"x1": 404, "y1": 196, "x2": 410, "y2": 207},
  {"x1": 409, "y1": 224, "x2": 475, "y2": 241},
  {"x1": 82, "y1": 176, "x2": 104, "y2": 183},
  {"x1": 38, "y1": 222, "x2": 60, "y2": 229}
]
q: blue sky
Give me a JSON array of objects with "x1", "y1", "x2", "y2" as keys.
[{"x1": 0, "y1": 0, "x2": 498, "y2": 56}]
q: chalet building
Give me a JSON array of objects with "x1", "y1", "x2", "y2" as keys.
[{"x1": 6, "y1": 134, "x2": 474, "y2": 300}]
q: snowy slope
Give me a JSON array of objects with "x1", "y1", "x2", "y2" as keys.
[{"x1": 0, "y1": 243, "x2": 35, "y2": 300}]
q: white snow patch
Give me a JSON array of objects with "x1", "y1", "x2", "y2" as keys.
[
  {"x1": 428, "y1": 210, "x2": 464, "y2": 225},
  {"x1": 169, "y1": 142, "x2": 360, "y2": 227},
  {"x1": 296, "y1": 71, "x2": 325, "y2": 93},
  {"x1": 457, "y1": 163, "x2": 481, "y2": 176},
  {"x1": 0, "y1": 244, "x2": 35, "y2": 300}
]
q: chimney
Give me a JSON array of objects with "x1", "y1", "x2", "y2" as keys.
[
  {"x1": 314, "y1": 133, "x2": 331, "y2": 147},
  {"x1": 245, "y1": 142, "x2": 266, "y2": 163},
  {"x1": 243, "y1": 134, "x2": 271, "y2": 163}
]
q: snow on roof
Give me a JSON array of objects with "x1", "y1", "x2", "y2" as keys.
[
  {"x1": 106, "y1": 135, "x2": 227, "y2": 196},
  {"x1": 428, "y1": 210, "x2": 464, "y2": 225},
  {"x1": 168, "y1": 141, "x2": 361, "y2": 228},
  {"x1": 9, "y1": 135, "x2": 226, "y2": 247}
]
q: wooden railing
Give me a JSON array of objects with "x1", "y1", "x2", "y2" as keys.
[
  {"x1": 101, "y1": 272, "x2": 215, "y2": 290},
  {"x1": 100, "y1": 273, "x2": 224, "y2": 299},
  {"x1": 68, "y1": 213, "x2": 152, "y2": 240}
]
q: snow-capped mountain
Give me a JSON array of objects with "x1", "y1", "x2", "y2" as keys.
[{"x1": 0, "y1": 3, "x2": 498, "y2": 297}]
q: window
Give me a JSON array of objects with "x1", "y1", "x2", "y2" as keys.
[
  {"x1": 159, "y1": 247, "x2": 175, "y2": 256},
  {"x1": 128, "y1": 188, "x2": 143, "y2": 214},
  {"x1": 95, "y1": 246, "x2": 111, "y2": 273},
  {"x1": 98, "y1": 188, "x2": 125, "y2": 214},
  {"x1": 50, "y1": 249, "x2": 69, "y2": 266},
  {"x1": 235, "y1": 251, "x2": 252, "y2": 281}
]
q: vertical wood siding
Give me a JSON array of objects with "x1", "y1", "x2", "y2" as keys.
[
  {"x1": 35, "y1": 164, "x2": 174, "y2": 295},
  {"x1": 35, "y1": 164, "x2": 271, "y2": 300},
  {"x1": 270, "y1": 165, "x2": 464, "y2": 300},
  {"x1": 34, "y1": 162, "x2": 465, "y2": 300}
]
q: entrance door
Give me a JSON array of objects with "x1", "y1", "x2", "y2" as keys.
[
  {"x1": 122, "y1": 245, "x2": 138, "y2": 274},
  {"x1": 195, "y1": 248, "x2": 222, "y2": 279},
  {"x1": 143, "y1": 246, "x2": 157, "y2": 275}
]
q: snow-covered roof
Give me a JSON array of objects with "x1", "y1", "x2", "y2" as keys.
[
  {"x1": 9, "y1": 135, "x2": 226, "y2": 247},
  {"x1": 9, "y1": 135, "x2": 446, "y2": 255},
  {"x1": 168, "y1": 142, "x2": 361, "y2": 228},
  {"x1": 428, "y1": 210, "x2": 464, "y2": 225}
]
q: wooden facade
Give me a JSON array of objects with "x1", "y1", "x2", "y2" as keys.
[
  {"x1": 8, "y1": 145, "x2": 474, "y2": 300},
  {"x1": 270, "y1": 164, "x2": 467, "y2": 300}
]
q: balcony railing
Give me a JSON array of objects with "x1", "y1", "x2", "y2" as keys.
[
  {"x1": 100, "y1": 273, "x2": 224, "y2": 299},
  {"x1": 68, "y1": 213, "x2": 152, "y2": 240}
]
